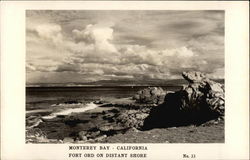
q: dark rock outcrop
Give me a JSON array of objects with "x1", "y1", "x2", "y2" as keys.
[
  {"x1": 133, "y1": 87, "x2": 166, "y2": 104},
  {"x1": 115, "y1": 108, "x2": 151, "y2": 129},
  {"x1": 180, "y1": 71, "x2": 224, "y2": 115},
  {"x1": 143, "y1": 71, "x2": 225, "y2": 129}
]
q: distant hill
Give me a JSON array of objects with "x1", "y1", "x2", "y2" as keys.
[{"x1": 26, "y1": 78, "x2": 224, "y2": 87}]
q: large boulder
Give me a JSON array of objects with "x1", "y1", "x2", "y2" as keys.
[
  {"x1": 179, "y1": 71, "x2": 224, "y2": 115},
  {"x1": 143, "y1": 71, "x2": 225, "y2": 129},
  {"x1": 133, "y1": 87, "x2": 166, "y2": 104},
  {"x1": 182, "y1": 71, "x2": 209, "y2": 83}
]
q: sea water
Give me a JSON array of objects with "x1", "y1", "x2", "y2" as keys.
[{"x1": 26, "y1": 86, "x2": 181, "y2": 119}]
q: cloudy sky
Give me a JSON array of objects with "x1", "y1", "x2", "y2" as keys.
[{"x1": 26, "y1": 10, "x2": 224, "y2": 84}]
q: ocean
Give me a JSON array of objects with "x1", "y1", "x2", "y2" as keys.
[
  {"x1": 26, "y1": 86, "x2": 181, "y2": 110},
  {"x1": 26, "y1": 86, "x2": 182, "y2": 126}
]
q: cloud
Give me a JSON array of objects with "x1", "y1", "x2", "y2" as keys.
[
  {"x1": 55, "y1": 63, "x2": 81, "y2": 72},
  {"x1": 26, "y1": 63, "x2": 36, "y2": 72},
  {"x1": 188, "y1": 34, "x2": 224, "y2": 52},
  {"x1": 72, "y1": 24, "x2": 117, "y2": 53},
  {"x1": 164, "y1": 19, "x2": 219, "y2": 38},
  {"x1": 207, "y1": 68, "x2": 224, "y2": 79},
  {"x1": 27, "y1": 21, "x2": 63, "y2": 44},
  {"x1": 117, "y1": 45, "x2": 196, "y2": 68},
  {"x1": 26, "y1": 10, "x2": 224, "y2": 84},
  {"x1": 161, "y1": 47, "x2": 194, "y2": 57}
]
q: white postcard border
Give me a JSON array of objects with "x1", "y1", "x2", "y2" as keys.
[{"x1": 1, "y1": 1, "x2": 249, "y2": 160}]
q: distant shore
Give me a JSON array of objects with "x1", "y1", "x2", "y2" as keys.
[{"x1": 26, "y1": 78, "x2": 224, "y2": 88}]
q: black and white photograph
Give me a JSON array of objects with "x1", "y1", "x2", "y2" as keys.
[
  {"x1": 25, "y1": 10, "x2": 225, "y2": 144},
  {"x1": 1, "y1": 1, "x2": 249, "y2": 159}
]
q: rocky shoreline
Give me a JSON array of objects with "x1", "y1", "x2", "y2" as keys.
[{"x1": 26, "y1": 71, "x2": 224, "y2": 143}]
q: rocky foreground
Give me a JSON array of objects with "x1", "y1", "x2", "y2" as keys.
[{"x1": 26, "y1": 71, "x2": 224, "y2": 143}]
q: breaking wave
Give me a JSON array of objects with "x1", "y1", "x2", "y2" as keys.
[{"x1": 42, "y1": 102, "x2": 98, "y2": 120}]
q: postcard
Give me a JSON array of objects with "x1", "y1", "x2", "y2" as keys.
[{"x1": 1, "y1": 1, "x2": 249, "y2": 160}]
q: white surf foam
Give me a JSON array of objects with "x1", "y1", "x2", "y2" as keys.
[
  {"x1": 51, "y1": 103, "x2": 83, "y2": 107},
  {"x1": 26, "y1": 109, "x2": 53, "y2": 114},
  {"x1": 42, "y1": 102, "x2": 98, "y2": 120}
]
